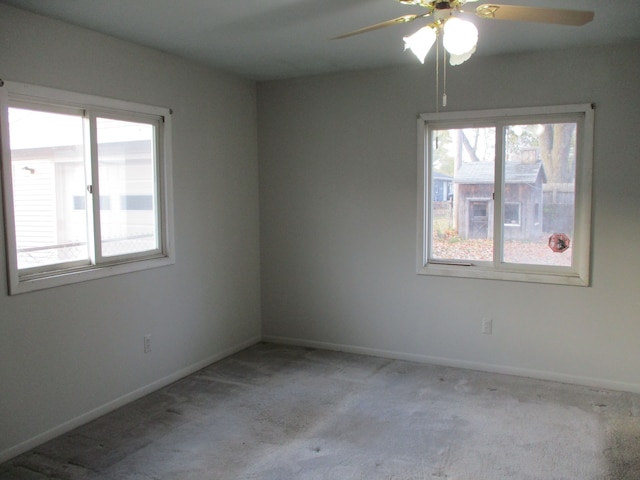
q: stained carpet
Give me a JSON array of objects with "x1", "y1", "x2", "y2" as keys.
[{"x1": 2, "y1": 343, "x2": 640, "y2": 479}]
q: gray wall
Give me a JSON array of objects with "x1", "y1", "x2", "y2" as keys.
[
  {"x1": 0, "y1": 5, "x2": 261, "y2": 459},
  {"x1": 258, "y1": 44, "x2": 640, "y2": 392}
]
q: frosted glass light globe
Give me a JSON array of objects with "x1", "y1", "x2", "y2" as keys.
[
  {"x1": 443, "y1": 17, "x2": 478, "y2": 56},
  {"x1": 403, "y1": 26, "x2": 437, "y2": 64},
  {"x1": 449, "y1": 46, "x2": 476, "y2": 65}
]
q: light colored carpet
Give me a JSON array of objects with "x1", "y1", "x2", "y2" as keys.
[{"x1": 2, "y1": 343, "x2": 640, "y2": 479}]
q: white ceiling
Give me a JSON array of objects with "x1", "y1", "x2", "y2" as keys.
[{"x1": 2, "y1": 0, "x2": 639, "y2": 81}]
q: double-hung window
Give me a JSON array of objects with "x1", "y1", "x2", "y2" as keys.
[
  {"x1": 0, "y1": 81, "x2": 174, "y2": 294},
  {"x1": 417, "y1": 104, "x2": 594, "y2": 286}
]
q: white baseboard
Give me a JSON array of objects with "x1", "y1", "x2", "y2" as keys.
[
  {"x1": 0, "y1": 335, "x2": 261, "y2": 464},
  {"x1": 262, "y1": 335, "x2": 640, "y2": 395}
]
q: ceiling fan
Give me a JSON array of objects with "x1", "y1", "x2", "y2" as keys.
[{"x1": 334, "y1": 1, "x2": 594, "y2": 66}]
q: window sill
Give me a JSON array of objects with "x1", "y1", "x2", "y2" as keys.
[
  {"x1": 417, "y1": 261, "x2": 589, "y2": 287},
  {"x1": 11, "y1": 255, "x2": 175, "y2": 295}
]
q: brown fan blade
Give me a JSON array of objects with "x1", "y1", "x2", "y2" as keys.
[
  {"x1": 476, "y1": 4, "x2": 594, "y2": 26},
  {"x1": 332, "y1": 13, "x2": 429, "y2": 40}
]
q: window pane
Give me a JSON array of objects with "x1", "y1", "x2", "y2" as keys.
[
  {"x1": 502, "y1": 123, "x2": 576, "y2": 266},
  {"x1": 430, "y1": 127, "x2": 495, "y2": 262},
  {"x1": 96, "y1": 118, "x2": 158, "y2": 257},
  {"x1": 8, "y1": 108, "x2": 88, "y2": 270}
]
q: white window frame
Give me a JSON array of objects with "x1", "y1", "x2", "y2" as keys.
[
  {"x1": 0, "y1": 81, "x2": 175, "y2": 294},
  {"x1": 417, "y1": 104, "x2": 594, "y2": 286}
]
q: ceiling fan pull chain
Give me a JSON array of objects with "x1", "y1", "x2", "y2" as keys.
[
  {"x1": 442, "y1": 45, "x2": 448, "y2": 108},
  {"x1": 435, "y1": 31, "x2": 440, "y2": 113}
]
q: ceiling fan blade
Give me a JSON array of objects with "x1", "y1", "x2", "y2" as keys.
[
  {"x1": 397, "y1": 0, "x2": 434, "y2": 7},
  {"x1": 476, "y1": 4, "x2": 594, "y2": 26},
  {"x1": 332, "y1": 13, "x2": 429, "y2": 40}
]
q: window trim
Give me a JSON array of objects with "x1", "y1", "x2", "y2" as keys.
[
  {"x1": 1, "y1": 81, "x2": 175, "y2": 294},
  {"x1": 416, "y1": 104, "x2": 594, "y2": 286}
]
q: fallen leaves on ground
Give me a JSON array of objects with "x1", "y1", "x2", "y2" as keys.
[{"x1": 432, "y1": 237, "x2": 571, "y2": 266}]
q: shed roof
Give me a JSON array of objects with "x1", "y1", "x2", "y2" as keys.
[
  {"x1": 433, "y1": 172, "x2": 453, "y2": 181},
  {"x1": 454, "y1": 161, "x2": 546, "y2": 184}
]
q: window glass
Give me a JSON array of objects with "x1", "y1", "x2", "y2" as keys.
[
  {"x1": 502, "y1": 123, "x2": 576, "y2": 267},
  {"x1": 96, "y1": 117, "x2": 158, "y2": 257},
  {"x1": 430, "y1": 127, "x2": 495, "y2": 262},
  {"x1": 8, "y1": 107, "x2": 88, "y2": 270}
]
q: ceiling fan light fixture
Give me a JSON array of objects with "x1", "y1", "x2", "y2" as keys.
[
  {"x1": 442, "y1": 17, "x2": 478, "y2": 56},
  {"x1": 334, "y1": 1, "x2": 594, "y2": 108},
  {"x1": 448, "y1": 45, "x2": 476, "y2": 65},
  {"x1": 403, "y1": 25, "x2": 437, "y2": 64}
]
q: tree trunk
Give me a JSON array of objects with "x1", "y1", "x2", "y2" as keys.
[{"x1": 540, "y1": 124, "x2": 576, "y2": 183}]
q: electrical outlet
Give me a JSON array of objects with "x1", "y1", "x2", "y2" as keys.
[
  {"x1": 482, "y1": 318, "x2": 493, "y2": 335},
  {"x1": 144, "y1": 334, "x2": 152, "y2": 353}
]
